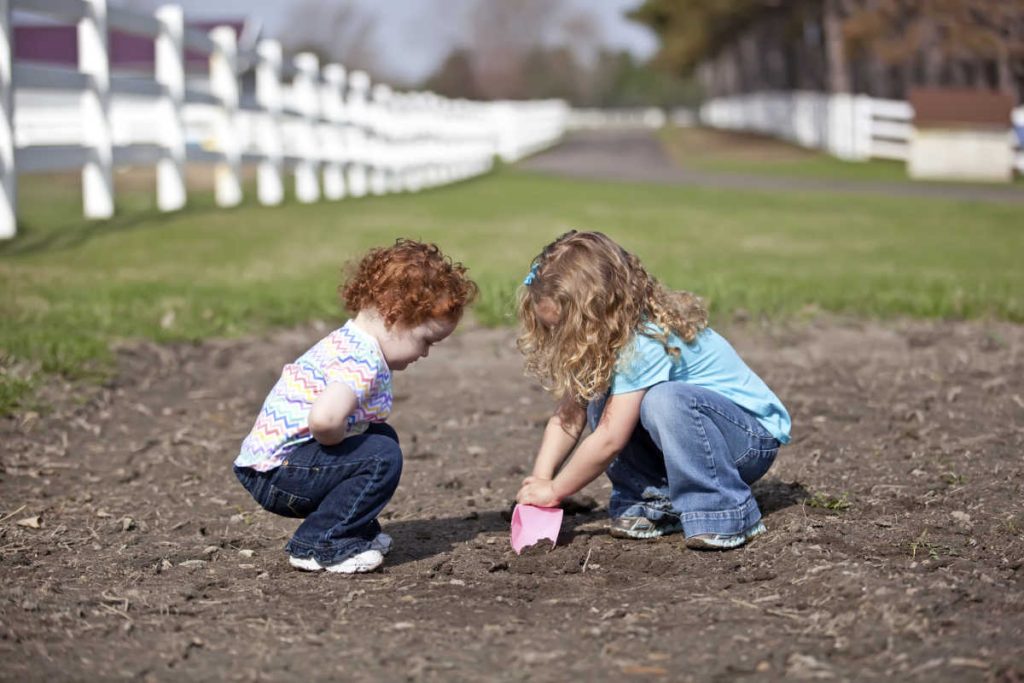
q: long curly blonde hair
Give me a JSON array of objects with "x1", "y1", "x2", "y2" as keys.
[{"x1": 516, "y1": 231, "x2": 708, "y2": 403}]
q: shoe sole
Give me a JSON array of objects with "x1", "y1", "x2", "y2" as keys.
[
  {"x1": 685, "y1": 522, "x2": 767, "y2": 551},
  {"x1": 609, "y1": 521, "x2": 683, "y2": 540}
]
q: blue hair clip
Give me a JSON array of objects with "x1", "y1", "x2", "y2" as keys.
[{"x1": 523, "y1": 261, "x2": 540, "y2": 286}]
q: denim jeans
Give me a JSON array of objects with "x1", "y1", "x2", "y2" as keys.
[
  {"x1": 233, "y1": 423, "x2": 402, "y2": 565},
  {"x1": 588, "y1": 382, "x2": 780, "y2": 538}
]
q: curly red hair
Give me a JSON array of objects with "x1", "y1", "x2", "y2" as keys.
[{"x1": 341, "y1": 239, "x2": 478, "y2": 328}]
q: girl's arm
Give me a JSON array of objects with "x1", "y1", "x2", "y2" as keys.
[
  {"x1": 530, "y1": 398, "x2": 587, "y2": 479},
  {"x1": 518, "y1": 390, "x2": 646, "y2": 507},
  {"x1": 308, "y1": 383, "x2": 358, "y2": 445}
]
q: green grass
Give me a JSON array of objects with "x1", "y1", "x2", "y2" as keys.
[
  {"x1": 804, "y1": 491, "x2": 852, "y2": 512},
  {"x1": 1, "y1": 165, "x2": 1022, "y2": 413}
]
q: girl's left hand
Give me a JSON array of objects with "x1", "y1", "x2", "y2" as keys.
[{"x1": 516, "y1": 476, "x2": 561, "y2": 508}]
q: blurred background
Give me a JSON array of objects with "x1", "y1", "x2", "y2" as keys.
[{"x1": 1, "y1": 0, "x2": 1022, "y2": 414}]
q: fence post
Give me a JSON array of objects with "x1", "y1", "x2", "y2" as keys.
[
  {"x1": 369, "y1": 83, "x2": 390, "y2": 195},
  {"x1": 292, "y1": 52, "x2": 320, "y2": 203},
  {"x1": 209, "y1": 26, "x2": 241, "y2": 207},
  {"x1": 321, "y1": 63, "x2": 346, "y2": 200},
  {"x1": 346, "y1": 70, "x2": 369, "y2": 198},
  {"x1": 255, "y1": 39, "x2": 283, "y2": 206},
  {"x1": 155, "y1": 5, "x2": 185, "y2": 211},
  {"x1": 852, "y1": 95, "x2": 873, "y2": 161},
  {"x1": 79, "y1": 0, "x2": 114, "y2": 219},
  {"x1": 0, "y1": 0, "x2": 15, "y2": 238}
]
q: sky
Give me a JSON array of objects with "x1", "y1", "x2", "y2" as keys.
[{"x1": 114, "y1": 0, "x2": 659, "y2": 85}]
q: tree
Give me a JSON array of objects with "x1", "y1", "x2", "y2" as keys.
[
  {"x1": 630, "y1": 0, "x2": 1024, "y2": 98},
  {"x1": 278, "y1": 0, "x2": 385, "y2": 82}
]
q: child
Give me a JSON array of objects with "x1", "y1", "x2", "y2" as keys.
[
  {"x1": 515, "y1": 231, "x2": 790, "y2": 550},
  {"x1": 234, "y1": 239, "x2": 477, "y2": 572}
]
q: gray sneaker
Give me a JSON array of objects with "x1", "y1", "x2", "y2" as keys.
[
  {"x1": 609, "y1": 515, "x2": 683, "y2": 540},
  {"x1": 684, "y1": 521, "x2": 767, "y2": 551}
]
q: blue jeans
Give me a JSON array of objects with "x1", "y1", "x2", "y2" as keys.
[
  {"x1": 233, "y1": 423, "x2": 402, "y2": 565},
  {"x1": 588, "y1": 382, "x2": 780, "y2": 538}
]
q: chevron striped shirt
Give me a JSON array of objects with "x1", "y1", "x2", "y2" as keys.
[{"x1": 234, "y1": 321, "x2": 392, "y2": 472}]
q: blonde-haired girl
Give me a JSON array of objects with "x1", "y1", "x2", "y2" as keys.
[{"x1": 515, "y1": 231, "x2": 790, "y2": 549}]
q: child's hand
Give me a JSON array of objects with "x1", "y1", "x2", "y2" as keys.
[{"x1": 516, "y1": 476, "x2": 561, "y2": 508}]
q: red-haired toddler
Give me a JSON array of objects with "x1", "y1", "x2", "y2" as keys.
[{"x1": 234, "y1": 239, "x2": 477, "y2": 573}]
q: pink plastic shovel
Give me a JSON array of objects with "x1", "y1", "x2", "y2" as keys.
[{"x1": 510, "y1": 504, "x2": 564, "y2": 554}]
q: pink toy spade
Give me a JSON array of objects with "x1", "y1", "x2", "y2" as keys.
[{"x1": 510, "y1": 504, "x2": 564, "y2": 554}]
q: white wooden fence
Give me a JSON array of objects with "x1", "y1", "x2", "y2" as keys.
[
  {"x1": 0, "y1": 0, "x2": 570, "y2": 239},
  {"x1": 699, "y1": 91, "x2": 1024, "y2": 172}
]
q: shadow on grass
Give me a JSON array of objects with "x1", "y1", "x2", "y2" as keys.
[{"x1": 0, "y1": 200, "x2": 221, "y2": 258}]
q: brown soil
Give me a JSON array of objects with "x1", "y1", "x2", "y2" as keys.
[
  {"x1": 2, "y1": 317, "x2": 1024, "y2": 679},
  {"x1": 2, "y1": 317, "x2": 1023, "y2": 682}
]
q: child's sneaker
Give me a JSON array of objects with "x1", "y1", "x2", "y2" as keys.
[
  {"x1": 324, "y1": 549, "x2": 383, "y2": 574},
  {"x1": 609, "y1": 515, "x2": 683, "y2": 539},
  {"x1": 684, "y1": 521, "x2": 767, "y2": 550},
  {"x1": 288, "y1": 533, "x2": 389, "y2": 573},
  {"x1": 288, "y1": 555, "x2": 324, "y2": 572}
]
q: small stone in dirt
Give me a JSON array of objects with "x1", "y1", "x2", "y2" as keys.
[
  {"x1": 450, "y1": 579, "x2": 466, "y2": 586},
  {"x1": 120, "y1": 517, "x2": 135, "y2": 532},
  {"x1": 179, "y1": 559, "x2": 207, "y2": 569},
  {"x1": 16, "y1": 516, "x2": 42, "y2": 529},
  {"x1": 238, "y1": 549, "x2": 255, "y2": 558},
  {"x1": 951, "y1": 511, "x2": 972, "y2": 525},
  {"x1": 202, "y1": 545, "x2": 219, "y2": 556}
]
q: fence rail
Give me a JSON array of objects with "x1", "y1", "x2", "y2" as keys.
[
  {"x1": 0, "y1": 0, "x2": 569, "y2": 238},
  {"x1": 699, "y1": 91, "x2": 1024, "y2": 173}
]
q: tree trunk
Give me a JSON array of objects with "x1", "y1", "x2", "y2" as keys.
[{"x1": 824, "y1": 0, "x2": 850, "y2": 93}]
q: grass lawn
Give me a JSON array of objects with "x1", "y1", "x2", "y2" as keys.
[
  {"x1": 660, "y1": 126, "x2": 1024, "y2": 186},
  {"x1": 1, "y1": 165, "x2": 1022, "y2": 412}
]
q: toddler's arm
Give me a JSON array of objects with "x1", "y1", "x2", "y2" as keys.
[
  {"x1": 308, "y1": 383, "x2": 358, "y2": 445},
  {"x1": 530, "y1": 398, "x2": 586, "y2": 479},
  {"x1": 518, "y1": 390, "x2": 645, "y2": 506}
]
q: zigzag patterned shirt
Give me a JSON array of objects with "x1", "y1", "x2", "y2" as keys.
[{"x1": 234, "y1": 320, "x2": 392, "y2": 472}]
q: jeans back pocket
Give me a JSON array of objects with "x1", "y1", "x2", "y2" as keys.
[{"x1": 265, "y1": 484, "x2": 316, "y2": 518}]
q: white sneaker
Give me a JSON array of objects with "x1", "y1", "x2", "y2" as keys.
[
  {"x1": 370, "y1": 532, "x2": 392, "y2": 556},
  {"x1": 288, "y1": 555, "x2": 324, "y2": 572},
  {"x1": 324, "y1": 549, "x2": 384, "y2": 574},
  {"x1": 288, "y1": 535, "x2": 389, "y2": 573}
]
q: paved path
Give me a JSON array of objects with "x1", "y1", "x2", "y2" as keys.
[{"x1": 519, "y1": 130, "x2": 1024, "y2": 205}]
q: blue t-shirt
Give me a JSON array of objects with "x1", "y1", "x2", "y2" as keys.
[{"x1": 610, "y1": 325, "x2": 791, "y2": 444}]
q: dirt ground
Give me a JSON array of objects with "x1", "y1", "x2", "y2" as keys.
[{"x1": 2, "y1": 313, "x2": 1023, "y2": 682}]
